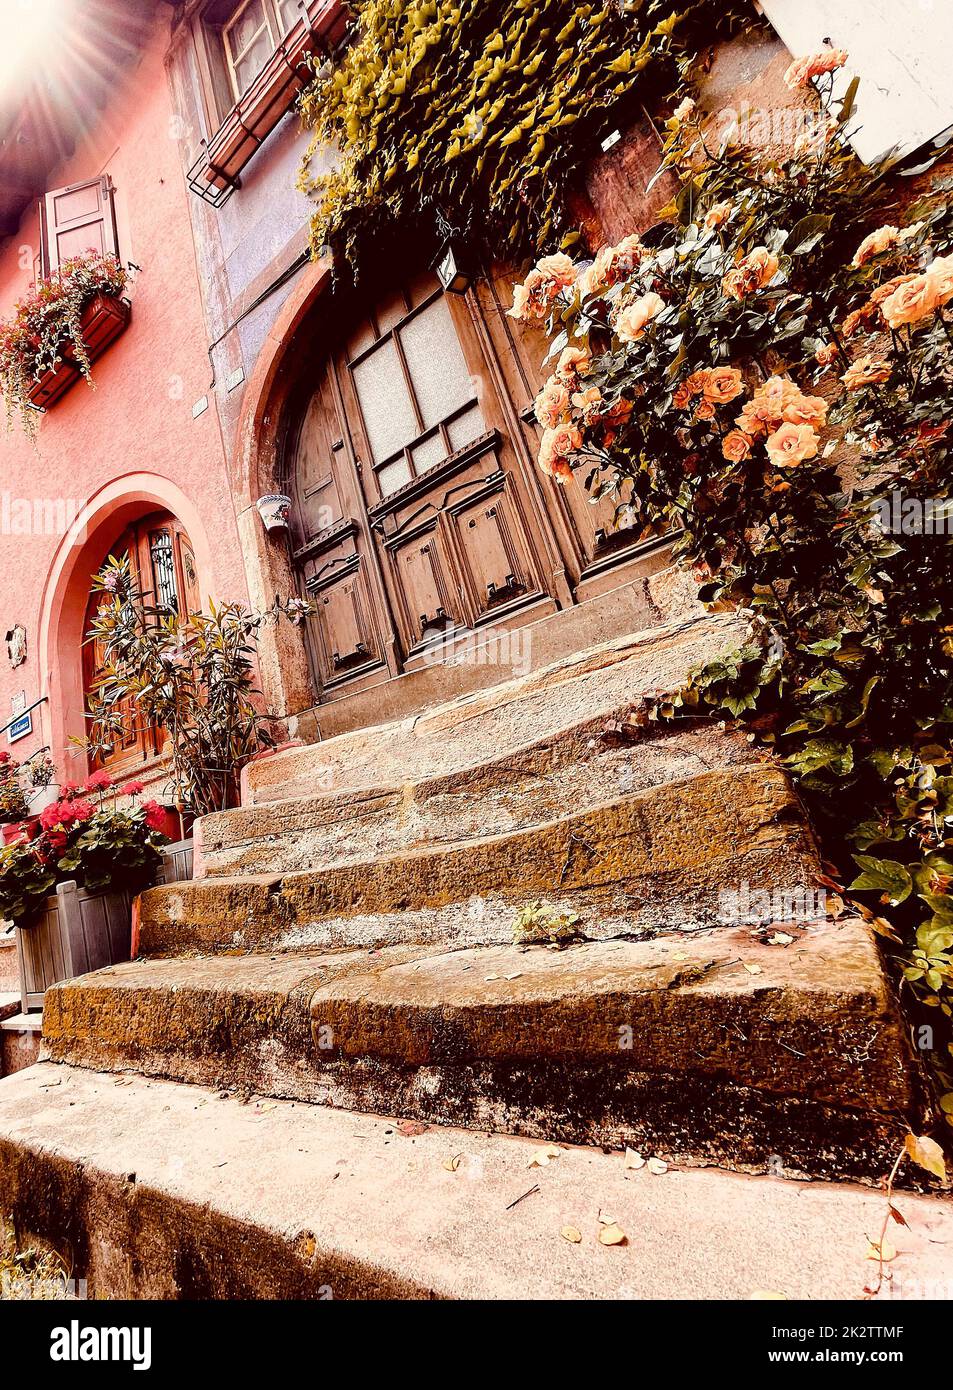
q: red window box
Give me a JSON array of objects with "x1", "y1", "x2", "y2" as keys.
[
  {"x1": 27, "y1": 292, "x2": 131, "y2": 412},
  {"x1": 188, "y1": 0, "x2": 349, "y2": 206}
]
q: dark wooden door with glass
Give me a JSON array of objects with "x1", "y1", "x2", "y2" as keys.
[
  {"x1": 83, "y1": 512, "x2": 200, "y2": 774},
  {"x1": 286, "y1": 269, "x2": 663, "y2": 704},
  {"x1": 286, "y1": 269, "x2": 563, "y2": 697}
]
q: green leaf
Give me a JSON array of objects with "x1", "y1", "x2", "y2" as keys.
[{"x1": 849, "y1": 856, "x2": 914, "y2": 905}]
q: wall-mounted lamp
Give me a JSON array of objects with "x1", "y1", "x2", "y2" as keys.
[
  {"x1": 256, "y1": 494, "x2": 293, "y2": 533},
  {"x1": 432, "y1": 236, "x2": 474, "y2": 295}
]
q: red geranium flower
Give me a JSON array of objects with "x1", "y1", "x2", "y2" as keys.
[{"x1": 141, "y1": 800, "x2": 167, "y2": 833}]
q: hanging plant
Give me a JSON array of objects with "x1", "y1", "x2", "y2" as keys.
[
  {"x1": 0, "y1": 251, "x2": 128, "y2": 438},
  {"x1": 298, "y1": 0, "x2": 752, "y2": 277}
]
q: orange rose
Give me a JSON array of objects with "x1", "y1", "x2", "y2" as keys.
[
  {"x1": 614, "y1": 291, "x2": 665, "y2": 342},
  {"x1": 880, "y1": 272, "x2": 941, "y2": 329},
  {"x1": 815, "y1": 342, "x2": 838, "y2": 367},
  {"x1": 841, "y1": 355, "x2": 891, "y2": 391},
  {"x1": 926, "y1": 254, "x2": 953, "y2": 309},
  {"x1": 704, "y1": 201, "x2": 733, "y2": 231},
  {"x1": 694, "y1": 398, "x2": 716, "y2": 421},
  {"x1": 508, "y1": 253, "x2": 578, "y2": 321},
  {"x1": 533, "y1": 376, "x2": 570, "y2": 428},
  {"x1": 555, "y1": 345, "x2": 591, "y2": 383},
  {"x1": 765, "y1": 423, "x2": 819, "y2": 469},
  {"x1": 722, "y1": 430, "x2": 753, "y2": 463},
  {"x1": 684, "y1": 370, "x2": 711, "y2": 396},
  {"x1": 783, "y1": 48, "x2": 848, "y2": 90},
  {"x1": 673, "y1": 97, "x2": 696, "y2": 122},
  {"x1": 536, "y1": 253, "x2": 577, "y2": 288},
  {"x1": 538, "y1": 422, "x2": 582, "y2": 481},
  {"x1": 702, "y1": 366, "x2": 744, "y2": 404},
  {"x1": 579, "y1": 235, "x2": 643, "y2": 297},
  {"x1": 869, "y1": 274, "x2": 918, "y2": 308},
  {"x1": 782, "y1": 391, "x2": 828, "y2": 430},
  {"x1": 722, "y1": 246, "x2": 779, "y2": 300},
  {"x1": 571, "y1": 385, "x2": 603, "y2": 425},
  {"x1": 852, "y1": 225, "x2": 899, "y2": 268}
]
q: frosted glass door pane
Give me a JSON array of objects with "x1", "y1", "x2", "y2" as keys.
[
  {"x1": 351, "y1": 340, "x2": 418, "y2": 464},
  {"x1": 446, "y1": 403, "x2": 486, "y2": 452},
  {"x1": 399, "y1": 298, "x2": 474, "y2": 429}
]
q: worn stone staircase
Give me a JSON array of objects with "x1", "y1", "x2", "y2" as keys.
[{"x1": 1, "y1": 607, "x2": 950, "y2": 1299}]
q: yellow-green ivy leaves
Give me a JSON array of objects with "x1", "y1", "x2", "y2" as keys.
[{"x1": 297, "y1": 0, "x2": 749, "y2": 275}]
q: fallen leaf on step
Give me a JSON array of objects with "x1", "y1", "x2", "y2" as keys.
[
  {"x1": 598, "y1": 1223, "x2": 627, "y2": 1246},
  {"x1": 904, "y1": 1132, "x2": 947, "y2": 1181},
  {"x1": 528, "y1": 1144, "x2": 563, "y2": 1168},
  {"x1": 561, "y1": 1226, "x2": 582, "y2": 1243},
  {"x1": 443, "y1": 1154, "x2": 462, "y2": 1172},
  {"x1": 485, "y1": 974, "x2": 501, "y2": 981},
  {"x1": 742, "y1": 962, "x2": 763, "y2": 975},
  {"x1": 398, "y1": 1119, "x2": 429, "y2": 1137},
  {"x1": 670, "y1": 951, "x2": 689, "y2": 961},
  {"x1": 256, "y1": 1102, "x2": 277, "y2": 1112},
  {"x1": 865, "y1": 1239, "x2": 897, "y2": 1262},
  {"x1": 505, "y1": 973, "x2": 522, "y2": 980},
  {"x1": 647, "y1": 1157, "x2": 669, "y2": 1175},
  {"x1": 624, "y1": 1148, "x2": 645, "y2": 1171},
  {"x1": 888, "y1": 1204, "x2": 909, "y2": 1227},
  {"x1": 767, "y1": 932, "x2": 795, "y2": 946}
]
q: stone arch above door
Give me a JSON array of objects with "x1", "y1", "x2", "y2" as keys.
[{"x1": 237, "y1": 255, "x2": 673, "y2": 735}]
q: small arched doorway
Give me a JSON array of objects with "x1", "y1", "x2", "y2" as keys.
[{"x1": 82, "y1": 510, "x2": 201, "y2": 774}]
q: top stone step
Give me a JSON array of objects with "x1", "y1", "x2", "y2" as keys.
[{"x1": 244, "y1": 612, "x2": 749, "y2": 808}]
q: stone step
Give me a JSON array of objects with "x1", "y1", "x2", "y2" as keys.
[
  {"x1": 140, "y1": 763, "x2": 821, "y2": 955},
  {"x1": 201, "y1": 721, "x2": 755, "y2": 879},
  {"x1": 241, "y1": 611, "x2": 748, "y2": 809},
  {"x1": 42, "y1": 919, "x2": 918, "y2": 1180},
  {"x1": 0, "y1": 1062, "x2": 949, "y2": 1300}
]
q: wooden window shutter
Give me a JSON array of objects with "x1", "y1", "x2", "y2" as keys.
[{"x1": 40, "y1": 175, "x2": 119, "y2": 276}]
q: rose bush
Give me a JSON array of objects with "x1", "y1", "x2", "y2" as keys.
[{"x1": 510, "y1": 58, "x2": 953, "y2": 1118}]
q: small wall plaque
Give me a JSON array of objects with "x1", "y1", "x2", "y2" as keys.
[{"x1": 5, "y1": 624, "x2": 26, "y2": 668}]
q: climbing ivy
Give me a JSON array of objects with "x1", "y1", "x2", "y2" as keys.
[{"x1": 298, "y1": 0, "x2": 750, "y2": 274}]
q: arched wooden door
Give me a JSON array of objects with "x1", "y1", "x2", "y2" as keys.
[
  {"x1": 286, "y1": 267, "x2": 666, "y2": 705},
  {"x1": 83, "y1": 511, "x2": 201, "y2": 774}
]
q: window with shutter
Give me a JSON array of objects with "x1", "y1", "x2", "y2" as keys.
[
  {"x1": 761, "y1": 0, "x2": 953, "y2": 164},
  {"x1": 39, "y1": 175, "x2": 119, "y2": 276}
]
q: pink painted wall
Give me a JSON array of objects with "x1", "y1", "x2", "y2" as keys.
[{"x1": 0, "y1": 3, "x2": 245, "y2": 787}]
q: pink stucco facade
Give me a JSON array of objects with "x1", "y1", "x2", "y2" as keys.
[{"x1": 0, "y1": 4, "x2": 246, "y2": 789}]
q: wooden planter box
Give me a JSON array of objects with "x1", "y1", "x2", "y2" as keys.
[
  {"x1": 158, "y1": 837, "x2": 195, "y2": 885},
  {"x1": 27, "y1": 292, "x2": 131, "y2": 411},
  {"x1": 189, "y1": 0, "x2": 349, "y2": 203},
  {"x1": 16, "y1": 881, "x2": 133, "y2": 1012}
]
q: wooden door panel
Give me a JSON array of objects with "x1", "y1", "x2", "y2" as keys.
[
  {"x1": 293, "y1": 378, "x2": 348, "y2": 542},
  {"x1": 304, "y1": 551, "x2": 382, "y2": 688},
  {"x1": 385, "y1": 524, "x2": 458, "y2": 655},
  {"x1": 448, "y1": 483, "x2": 532, "y2": 620},
  {"x1": 558, "y1": 464, "x2": 637, "y2": 555}
]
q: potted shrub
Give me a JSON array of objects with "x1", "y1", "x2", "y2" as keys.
[
  {"x1": 25, "y1": 753, "x2": 58, "y2": 816},
  {"x1": 0, "y1": 776, "x2": 168, "y2": 1009},
  {"x1": 85, "y1": 555, "x2": 313, "y2": 815},
  {"x1": 0, "y1": 251, "x2": 130, "y2": 436}
]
